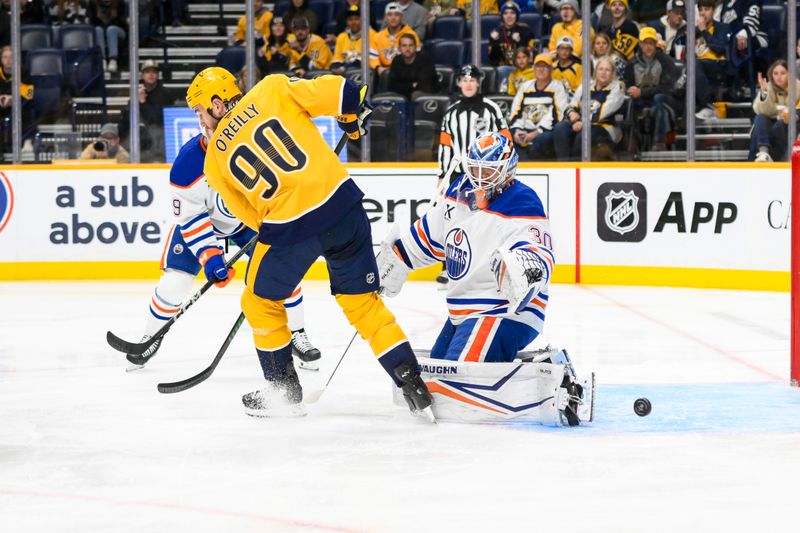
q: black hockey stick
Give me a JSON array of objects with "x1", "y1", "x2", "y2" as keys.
[
  {"x1": 303, "y1": 330, "x2": 358, "y2": 404},
  {"x1": 106, "y1": 235, "x2": 257, "y2": 364},
  {"x1": 157, "y1": 312, "x2": 246, "y2": 394}
]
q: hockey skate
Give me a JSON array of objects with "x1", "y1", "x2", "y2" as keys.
[
  {"x1": 290, "y1": 329, "x2": 321, "y2": 371},
  {"x1": 393, "y1": 363, "x2": 436, "y2": 423},
  {"x1": 125, "y1": 335, "x2": 161, "y2": 372},
  {"x1": 242, "y1": 361, "x2": 306, "y2": 418}
]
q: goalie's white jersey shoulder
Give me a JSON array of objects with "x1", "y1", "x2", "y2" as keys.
[{"x1": 396, "y1": 175, "x2": 554, "y2": 332}]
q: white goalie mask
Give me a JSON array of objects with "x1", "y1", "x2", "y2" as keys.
[{"x1": 461, "y1": 132, "x2": 519, "y2": 210}]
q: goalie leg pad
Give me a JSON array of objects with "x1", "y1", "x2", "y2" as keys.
[{"x1": 403, "y1": 355, "x2": 592, "y2": 426}]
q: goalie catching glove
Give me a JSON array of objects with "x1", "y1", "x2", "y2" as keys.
[
  {"x1": 199, "y1": 247, "x2": 235, "y2": 288},
  {"x1": 377, "y1": 241, "x2": 411, "y2": 297},
  {"x1": 490, "y1": 247, "x2": 546, "y2": 314}
]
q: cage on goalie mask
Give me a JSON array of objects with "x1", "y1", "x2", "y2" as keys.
[
  {"x1": 186, "y1": 67, "x2": 242, "y2": 112},
  {"x1": 462, "y1": 132, "x2": 518, "y2": 210}
]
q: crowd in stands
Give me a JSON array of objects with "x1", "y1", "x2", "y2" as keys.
[
  {"x1": 218, "y1": 0, "x2": 800, "y2": 162},
  {"x1": 1, "y1": 0, "x2": 799, "y2": 163}
]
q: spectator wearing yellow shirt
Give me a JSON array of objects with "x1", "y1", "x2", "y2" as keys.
[
  {"x1": 507, "y1": 46, "x2": 534, "y2": 96},
  {"x1": 231, "y1": 0, "x2": 272, "y2": 45},
  {"x1": 552, "y1": 36, "x2": 581, "y2": 95},
  {"x1": 548, "y1": 0, "x2": 594, "y2": 60},
  {"x1": 375, "y1": 3, "x2": 420, "y2": 74},
  {"x1": 288, "y1": 16, "x2": 332, "y2": 76},
  {"x1": 455, "y1": 0, "x2": 499, "y2": 19},
  {"x1": 331, "y1": 5, "x2": 379, "y2": 75},
  {"x1": 263, "y1": 16, "x2": 295, "y2": 72}
]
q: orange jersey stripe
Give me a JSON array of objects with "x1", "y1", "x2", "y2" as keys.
[
  {"x1": 289, "y1": 287, "x2": 302, "y2": 298},
  {"x1": 448, "y1": 308, "x2": 500, "y2": 316},
  {"x1": 464, "y1": 317, "x2": 496, "y2": 362},
  {"x1": 181, "y1": 220, "x2": 213, "y2": 238},
  {"x1": 170, "y1": 173, "x2": 205, "y2": 189},
  {"x1": 426, "y1": 382, "x2": 505, "y2": 414},
  {"x1": 439, "y1": 131, "x2": 453, "y2": 147},
  {"x1": 160, "y1": 226, "x2": 175, "y2": 269},
  {"x1": 414, "y1": 220, "x2": 445, "y2": 259}
]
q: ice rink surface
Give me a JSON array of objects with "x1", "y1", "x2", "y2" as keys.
[{"x1": 1, "y1": 279, "x2": 799, "y2": 532}]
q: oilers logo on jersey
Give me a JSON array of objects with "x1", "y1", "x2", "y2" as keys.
[
  {"x1": 215, "y1": 194, "x2": 236, "y2": 220},
  {"x1": 445, "y1": 228, "x2": 472, "y2": 281}
]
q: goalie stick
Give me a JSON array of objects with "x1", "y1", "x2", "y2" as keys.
[
  {"x1": 154, "y1": 132, "x2": 351, "y2": 392},
  {"x1": 106, "y1": 235, "x2": 257, "y2": 364},
  {"x1": 157, "y1": 312, "x2": 246, "y2": 394}
]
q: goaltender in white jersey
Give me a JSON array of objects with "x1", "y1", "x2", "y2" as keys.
[{"x1": 378, "y1": 132, "x2": 593, "y2": 425}]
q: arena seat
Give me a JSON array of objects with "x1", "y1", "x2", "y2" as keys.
[
  {"x1": 431, "y1": 41, "x2": 466, "y2": 68},
  {"x1": 20, "y1": 25, "x2": 52, "y2": 58},
  {"x1": 215, "y1": 46, "x2": 246, "y2": 74},
  {"x1": 435, "y1": 65, "x2": 455, "y2": 95},
  {"x1": 431, "y1": 16, "x2": 466, "y2": 41}
]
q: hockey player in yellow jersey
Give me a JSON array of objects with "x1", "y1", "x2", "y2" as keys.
[{"x1": 186, "y1": 67, "x2": 433, "y2": 419}]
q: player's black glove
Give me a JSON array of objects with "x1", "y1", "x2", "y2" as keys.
[{"x1": 337, "y1": 101, "x2": 373, "y2": 140}]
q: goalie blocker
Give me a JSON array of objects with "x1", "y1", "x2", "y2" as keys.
[{"x1": 392, "y1": 348, "x2": 594, "y2": 426}]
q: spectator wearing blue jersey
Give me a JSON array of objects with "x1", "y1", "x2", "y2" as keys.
[{"x1": 693, "y1": 0, "x2": 732, "y2": 121}]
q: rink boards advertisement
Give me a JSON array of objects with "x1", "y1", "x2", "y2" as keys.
[
  {"x1": 0, "y1": 163, "x2": 791, "y2": 290},
  {"x1": 578, "y1": 165, "x2": 790, "y2": 290}
]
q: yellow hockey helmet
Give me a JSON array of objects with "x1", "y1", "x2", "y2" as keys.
[{"x1": 185, "y1": 67, "x2": 242, "y2": 110}]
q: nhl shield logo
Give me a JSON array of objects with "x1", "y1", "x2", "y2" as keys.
[
  {"x1": 596, "y1": 182, "x2": 647, "y2": 242},
  {"x1": 604, "y1": 190, "x2": 639, "y2": 235}
]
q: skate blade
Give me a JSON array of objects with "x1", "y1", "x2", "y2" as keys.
[
  {"x1": 413, "y1": 406, "x2": 437, "y2": 424},
  {"x1": 294, "y1": 356, "x2": 320, "y2": 371},
  {"x1": 244, "y1": 403, "x2": 307, "y2": 418},
  {"x1": 125, "y1": 363, "x2": 146, "y2": 373}
]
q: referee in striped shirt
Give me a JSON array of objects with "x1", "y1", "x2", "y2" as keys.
[
  {"x1": 438, "y1": 64, "x2": 511, "y2": 183},
  {"x1": 435, "y1": 64, "x2": 511, "y2": 287}
]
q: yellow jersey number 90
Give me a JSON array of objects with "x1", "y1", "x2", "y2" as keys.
[{"x1": 229, "y1": 118, "x2": 308, "y2": 200}]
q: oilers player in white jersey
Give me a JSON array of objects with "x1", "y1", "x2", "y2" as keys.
[
  {"x1": 127, "y1": 132, "x2": 321, "y2": 371},
  {"x1": 377, "y1": 132, "x2": 593, "y2": 426}
]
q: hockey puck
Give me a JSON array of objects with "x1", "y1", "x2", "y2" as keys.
[{"x1": 634, "y1": 398, "x2": 652, "y2": 417}]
